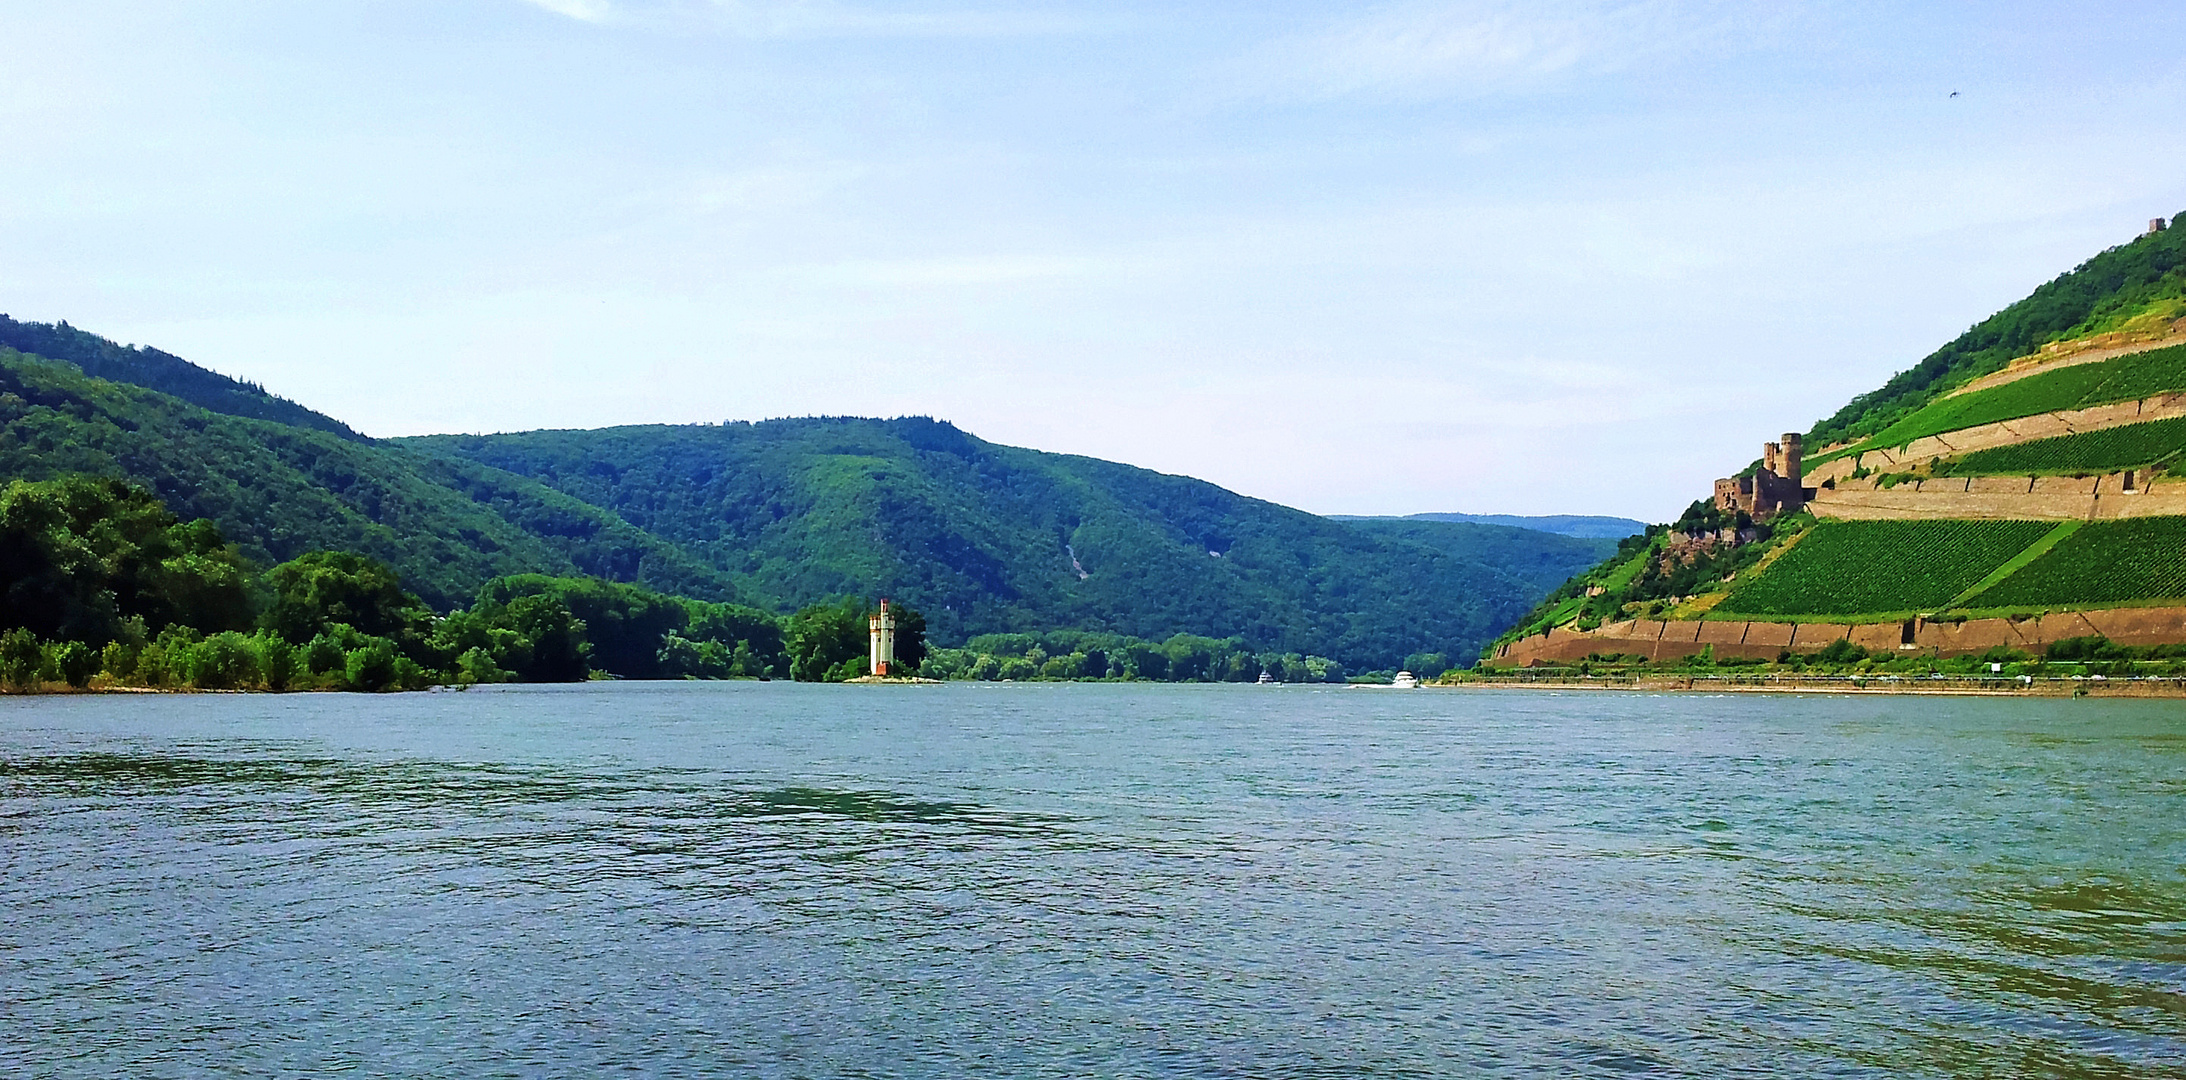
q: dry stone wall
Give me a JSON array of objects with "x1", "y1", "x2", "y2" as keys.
[
  {"x1": 1810, "y1": 472, "x2": 2186, "y2": 521},
  {"x1": 1803, "y1": 391, "x2": 2186, "y2": 486},
  {"x1": 1492, "y1": 607, "x2": 2186, "y2": 666}
]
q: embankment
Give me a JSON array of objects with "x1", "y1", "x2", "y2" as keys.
[{"x1": 1492, "y1": 606, "x2": 2186, "y2": 666}]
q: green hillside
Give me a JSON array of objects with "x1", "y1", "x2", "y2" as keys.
[
  {"x1": 1713, "y1": 520, "x2": 2057, "y2": 617},
  {"x1": 1812, "y1": 343, "x2": 2186, "y2": 469},
  {"x1": 0, "y1": 317, "x2": 1604, "y2": 669},
  {"x1": 404, "y1": 421, "x2": 1598, "y2": 664},
  {"x1": 1810, "y1": 216, "x2": 2186, "y2": 451},
  {"x1": 1494, "y1": 221, "x2": 2186, "y2": 658},
  {"x1": 0, "y1": 315, "x2": 359, "y2": 439},
  {"x1": 0, "y1": 347, "x2": 738, "y2": 608},
  {"x1": 1941, "y1": 414, "x2": 2186, "y2": 476},
  {"x1": 1974, "y1": 518, "x2": 2186, "y2": 607}
]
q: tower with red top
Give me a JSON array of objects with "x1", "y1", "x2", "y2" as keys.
[{"x1": 868, "y1": 599, "x2": 896, "y2": 677}]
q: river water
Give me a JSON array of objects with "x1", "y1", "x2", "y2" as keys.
[{"x1": 2, "y1": 683, "x2": 2181, "y2": 1078}]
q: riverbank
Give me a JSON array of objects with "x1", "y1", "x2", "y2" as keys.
[{"x1": 1439, "y1": 673, "x2": 2186, "y2": 696}]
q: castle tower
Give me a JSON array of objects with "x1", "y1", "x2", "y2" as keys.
[
  {"x1": 868, "y1": 599, "x2": 896, "y2": 677},
  {"x1": 1780, "y1": 431, "x2": 1802, "y2": 486}
]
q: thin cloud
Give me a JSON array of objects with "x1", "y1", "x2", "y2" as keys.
[
  {"x1": 519, "y1": 0, "x2": 617, "y2": 22},
  {"x1": 518, "y1": 0, "x2": 1096, "y2": 37},
  {"x1": 1219, "y1": 0, "x2": 1771, "y2": 102}
]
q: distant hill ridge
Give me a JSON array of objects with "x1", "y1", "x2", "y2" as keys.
[
  {"x1": 0, "y1": 315, "x2": 359, "y2": 439},
  {"x1": 0, "y1": 319, "x2": 1610, "y2": 668},
  {"x1": 1331, "y1": 513, "x2": 1645, "y2": 539}
]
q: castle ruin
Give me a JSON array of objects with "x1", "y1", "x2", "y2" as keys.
[{"x1": 1713, "y1": 432, "x2": 1814, "y2": 520}]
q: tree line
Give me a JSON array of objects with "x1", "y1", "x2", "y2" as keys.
[
  {"x1": 0, "y1": 475, "x2": 847, "y2": 691},
  {"x1": 1, "y1": 474, "x2": 1462, "y2": 692}
]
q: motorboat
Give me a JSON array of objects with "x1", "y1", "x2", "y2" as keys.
[{"x1": 1391, "y1": 670, "x2": 1418, "y2": 689}]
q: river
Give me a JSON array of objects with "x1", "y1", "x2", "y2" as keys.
[{"x1": 3, "y1": 682, "x2": 2181, "y2": 1077}]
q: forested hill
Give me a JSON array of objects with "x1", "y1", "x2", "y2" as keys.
[
  {"x1": 0, "y1": 317, "x2": 1612, "y2": 669},
  {"x1": 0, "y1": 315, "x2": 359, "y2": 439},
  {"x1": 0, "y1": 346, "x2": 741, "y2": 609},
  {"x1": 405, "y1": 421, "x2": 1616, "y2": 663}
]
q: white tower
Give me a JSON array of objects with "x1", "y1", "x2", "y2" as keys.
[{"x1": 868, "y1": 599, "x2": 896, "y2": 677}]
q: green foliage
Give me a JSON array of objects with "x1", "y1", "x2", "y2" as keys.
[
  {"x1": 262, "y1": 551, "x2": 432, "y2": 644},
  {"x1": 1941, "y1": 415, "x2": 2186, "y2": 476},
  {"x1": 52, "y1": 640, "x2": 99, "y2": 687},
  {"x1": 1853, "y1": 344, "x2": 2186, "y2": 454},
  {"x1": 188, "y1": 631, "x2": 261, "y2": 690},
  {"x1": 1808, "y1": 638, "x2": 1871, "y2": 665},
  {"x1": 456, "y1": 646, "x2": 516, "y2": 685},
  {"x1": 0, "y1": 475, "x2": 255, "y2": 644},
  {"x1": 1973, "y1": 518, "x2": 2186, "y2": 607},
  {"x1": 784, "y1": 598, "x2": 868, "y2": 682},
  {"x1": 455, "y1": 593, "x2": 591, "y2": 683},
  {"x1": 0, "y1": 627, "x2": 42, "y2": 688},
  {"x1": 476, "y1": 575, "x2": 684, "y2": 679},
  {"x1": 342, "y1": 638, "x2": 402, "y2": 693},
  {"x1": 0, "y1": 346, "x2": 738, "y2": 610},
  {"x1": 919, "y1": 628, "x2": 1348, "y2": 683},
  {"x1": 0, "y1": 315, "x2": 363, "y2": 438},
  {"x1": 404, "y1": 418, "x2": 1591, "y2": 670},
  {"x1": 1716, "y1": 520, "x2": 2055, "y2": 616},
  {"x1": 1809, "y1": 224, "x2": 2186, "y2": 448}
]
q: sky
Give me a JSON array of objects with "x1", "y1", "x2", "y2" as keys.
[{"x1": 2, "y1": 1, "x2": 2183, "y2": 521}]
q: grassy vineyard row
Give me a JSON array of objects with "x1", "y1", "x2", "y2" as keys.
[
  {"x1": 1856, "y1": 342, "x2": 2186, "y2": 454},
  {"x1": 1714, "y1": 520, "x2": 2053, "y2": 616},
  {"x1": 1972, "y1": 518, "x2": 2186, "y2": 607},
  {"x1": 1944, "y1": 414, "x2": 2186, "y2": 475}
]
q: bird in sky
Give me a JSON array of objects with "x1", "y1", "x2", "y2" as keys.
[{"x1": 1949, "y1": 90, "x2": 1960, "y2": 97}]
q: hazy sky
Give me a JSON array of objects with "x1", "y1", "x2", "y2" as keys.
[{"x1": 3, "y1": 1, "x2": 2183, "y2": 520}]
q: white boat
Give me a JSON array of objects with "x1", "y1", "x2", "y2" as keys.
[
  {"x1": 1391, "y1": 671, "x2": 1418, "y2": 689},
  {"x1": 1256, "y1": 671, "x2": 1277, "y2": 684}
]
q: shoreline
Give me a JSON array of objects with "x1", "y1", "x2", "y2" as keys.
[{"x1": 1437, "y1": 675, "x2": 2186, "y2": 697}]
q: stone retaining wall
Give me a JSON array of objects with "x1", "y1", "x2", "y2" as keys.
[
  {"x1": 1492, "y1": 607, "x2": 2186, "y2": 666},
  {"x1": 1809, "y1": 471, "x2": 2186, "y2": 520},
  {"x1": 1803, "y1": 391, "x2": 2186, "y2": 486}
]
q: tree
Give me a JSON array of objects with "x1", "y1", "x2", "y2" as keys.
[
  {"x1": 54, "y1": 640, "x2": 99, "y2": 688},
  {"x1": 476, "y1": 575, "x2": 686, "y2": 679},
  {"x1": 887, "y1": 602, "x2": 928, "y2": 673},
  {"x1": 0, "y1": 476, "x2": 255, "y2": 643},
  {"x1": 0, "y1": 627, "x2": 43, "y2": 688},
  {"x1": 262, "y1": 551, "x2": 430, "y2": 645},
  {"x1": 483, "y1": 594, "x2": 590, "y2": 682},
  {"x1": 342, "y1": 638, "x2": 401, "y2": 692},
  {"x1": 785, "y1": 598, "x2": 865, "y2": 682}
]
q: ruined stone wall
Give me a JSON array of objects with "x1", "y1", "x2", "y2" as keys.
[{"x1": 1492, "y1": 607, "x2": 2186, "y2": 666}]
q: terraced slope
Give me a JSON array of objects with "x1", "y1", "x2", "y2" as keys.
[
  {"x1": 1974, "y1": 518, "x2": 2186, "y2": 607},
  {"x1": 1942, "y1": 415, "x2": 2186, "y2": 476},
  {"x1": 1808, "y1": 343, "x2": 2186, "y2": 470},
  {"x1": 1714, "y1": 520, "x2": 2055, "y2": 617},
  {"x1": 1809, "y1": 217, "x2": 2186, "y2": 452}
]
